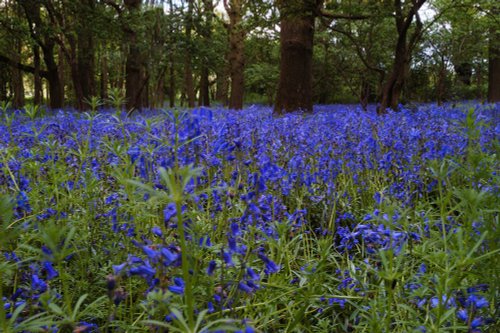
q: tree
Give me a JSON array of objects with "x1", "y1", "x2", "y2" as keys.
[
  {"x1": 378, "y1": 0, "x2": 426, "y2": 113},
  {"x1": 22, "y1": 0, "x2": 64, "y2": 109},
  {"x1": 274, "y1": 0, "x2": 323, "y2": 114},
  {"x1": 184, "y1": 0, "x2": 196, "y2": 107},
  {"x1": 198, "y1": 0, "x2": 215, "y2": 107},
  {"x1": 224, "y1": 0, "x2": 246, "y2": 109},
  {"x1": 487, "y1": 3, "x2": 499, "y2": 102},
  {"x1": 123, "y1": 0, "x2": 144, "y2": 111}
]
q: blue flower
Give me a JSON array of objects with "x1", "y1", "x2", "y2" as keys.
[
  {"x1": 43, "y1": 261, "x2": 59, "y2": 280},
  {"x1": 168, "y1": 277, "x2": 185, "y2": 295},
  {"x1": 456, "y1": 308, "x2": 468, "y2": 321},
  {"x1": 151, "y1": 226, "x2": 163, "y2": 237},
  {"x1": 207, "y1": 260, "x2": 217, "y2": 276},
  {"x1": 129, "y1": 265, "x2": 156, "y2": 279}
]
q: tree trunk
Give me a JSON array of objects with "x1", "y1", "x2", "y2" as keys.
[
  {"x1": 379, "y1": 40, "x2": 407, "y2": 112},
  {"x1": 454, "y1": 62, "x2": 473, "y2": 86},
  {"x1": 216, "y1": 65, "x2": 229, "y2": 105},
  {"x1": 100, "y1": 47, "x2": 109, "y2": 101},
  {"x1": 77, "y1": 4, "x2": 95, "y2": 104},
  {"x1": 184, "y1": 0, "x2": 196, "y2": 107},
  {"x1": 488, "y1": 17, "x2": 500, "y2": 102},
  {"x1": 124, "y1": 0, "x2": 143, "y2": 111},
  {"x1": 33, "y1": 46, "x2": 42, "y2": 105},
  {"x1": 0, "y1": 63, "x2": 7, "y2": 101},
  {"x1": 41, "y1": 40, "x2": 63, "y2": 109},
  {"x1": 360, "y1": 79, "x2": 370, "y2": 111},
  {"x1": 198, "y1": 0, "x2": 213, "y2": 107},
  {"x1": 274, "y1": 1, "x2": 321, "y2": 114},
  {"x1": 378, "y1": 0, "x2": 425, "y2": 114},
  {"x1": 11, "y1": 40, "x2": 25, "y2": 108},
  {"x1": 436, "y1": 63, "x2": 447, "y2": 106},
  {"x1": 168, "y1": 52, "x2": 176, "y2": 107},
  {"x1": 226, "y1": 0, "x2": 245, "y2": 109}
]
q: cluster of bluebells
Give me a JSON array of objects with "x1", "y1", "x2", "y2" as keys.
[{"x1": 0, "y1": 103, "x2": 498, "y2": 331}]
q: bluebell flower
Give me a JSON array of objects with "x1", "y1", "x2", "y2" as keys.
[
  {"x1": 164, "y1": 203, "x2": 177, "y2": 223},
  {"x1": 238, "y1": 281, "x2": 253, "y2": 294},
  {"x1": 456, "y1": 308, "x2": 468, "y2": 321},
  {"x1": 168, "y1": 277, "x2": 185, "y2": 295},
  {"x1": 151, "y1": 226, "x2": 163, "y2": 237},
  {"x1": 160, "y1": 247, "x2": 178, "y2": 264},
  {"x1": 31, "y1": 274, "x2": 47, "y2": 293},
  {"x1": 142, "y1": 246, "x2": 158, "y2": 261},
  {"x1": 246, "y1": 267, "x2": 260, "y2": 281},
  {"x1": 129, "y1": 265, "x2": 156, "y2": 279},
  {"x1": 258, "y1": 253, "x2": 280, "y2": 274},
  {"x1": 113, "y1": 263, "x2": 126, "y2": 275},
  {"x1": 43, "y1": 261, "x2": 58, "y2": 280},
  {"x1": 207, "y1": 260, "x2": 217, "y2": 276},
  {"x1": 471, "y1": 317, "x2": 484, "y2": 329},
  {"x1": 223, "y1": 251, "x2": 234, "y2": 267}
]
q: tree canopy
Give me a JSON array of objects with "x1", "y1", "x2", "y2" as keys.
[{"x1": 0, "y1": 0, "x2": 498, "y2": 112}]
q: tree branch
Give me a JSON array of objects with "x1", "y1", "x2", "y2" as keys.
[
  {"x1": 0, "y1": 54, "x2": 48, "y2": 77},
  {"x1": 320, "y1": 10, "x2": 371, "y2": 20},
  {"x1": 321, "y1": 19, "x2": 385, "y2": 77}
]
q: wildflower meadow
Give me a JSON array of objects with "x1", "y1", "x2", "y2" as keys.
[{"x1": 0, "y1": 103, "x2": 499, "y2": 333}]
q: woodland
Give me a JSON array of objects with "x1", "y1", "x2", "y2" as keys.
[
  {"x1": 0, "y1": 1, "x2": 499, "y2": 333},
  {"x1": 0, "y1": 0, "x2": 498, "y2": 113}
]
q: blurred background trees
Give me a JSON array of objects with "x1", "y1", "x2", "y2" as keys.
[{"x1": 0, "y1": 0, "x2": 498, "y2": 112}]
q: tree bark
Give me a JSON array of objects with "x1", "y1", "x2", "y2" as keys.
[
  {"x1": 78, "y1": 0, "x2": 96, "y2": 104},
  {"x1": 100, "y1": 47, "x2": 109, "y2": 101},
  {"x1": 33, "y1": 46, "x2": 42, "y2": 105},
  {"x1": 199, "y1": 0, "x2": 214, "y2": 107},
  {"x1": 225, "y1": 0, "x2": 245, "y2": 109},
  {"x1": 487, "y1": 11, "x2": 500, "y2": 102},
  {"x1": 184, "y1": 0, "x2": 196, "y2": 107},
  {"x1": 274, "y1": 0, "x2": 322, "y2": 114},
  {"x1": 124, "y1": 0, "x2": 143, "y2": 111},
  {"x1": 45, "y1": 44, "x2": 64, "y2": 109},
  {"x1": 168, "y1": 52, "x2": 176, "y2": 107},
  {"x1": 11, "y1": 39, "x2": 25, "y2": 108},
  {"x1": 378, "y1": 0, "x2": 425, "y2": 114},
  {"x1": 21, "y1": 0, "x2": 63, "y2": 108},
  {"x1": 0, "y1": 63, "x2": 7, "y2": 102}
]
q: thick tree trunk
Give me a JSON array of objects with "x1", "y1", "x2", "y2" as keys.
[
  {"x1": 184, "y1": 0, "x2": 195, "y2": 107},
  {"x1": 100, "y1": 47, "x2": 109, "y2": 101},
  {"x1": 225, "y1": 0, "x2": 245, "y2": 109},
  {"x1": 488, "y1": 23, "x2": 500, "y2": 102},
  {"x1": 43, "y1": 42, "x2": 63, "y2": 109},
  {"x1": 274, "y1": 1, "x2": 320, "y2": 114},
  {"x1": 0, "y1": 64, "x2": 7, "y2": 101},
  {"x1": 11, "y1": 40, "x2": 25, "y2": 108},
  {"x1": 33, "y1": 46, "x2": 42, "y2": 105},
  {"x1": 124, "y1": 0, "x2": 143, "y2": 111},
  {"x1": 216, "y1": 65, "x2": 229, "y2": 105},
  {"x1": 142, "y1": 70, "x2": 149, "y2": 108},
  {"x1": 155, "y1": 67, "x2": 166, "y2": 108},
  {"x1": 78, "y1": 31, "x2": 95, "y2": 102},
  {"x1": 378, "y1": 0, "x2": 425, "y2": 114},
  {"x1": 58, "y1": 46, "x2": 66, "y2": 103},
  {"x1": 379, "y1": 41, "x2": 407, "y2": 112},
  {"x1": 168, "y1": 52, "x2": 176, "y2": 107},
  {"x1": 360, "y1": 79, "x2": 370, "y2": 111},
  {"x1": 200, "y1": 67, "x2": 210, "y2": 106},
  {"x1": 77, "y1": 0, "x2": 95, "y2": 106},
  {"x1": 199, "y1": 0, "x2": 213, "y2": 107},
  {"x1": 436, "y1": 65, "x2": 447, "y2": 106},
  {"x1": 46, "y1": 65, "x2": 63, "y2": 109},
  {"x1": 454, "y1": 62, "x2": 473, "y2": 86}
]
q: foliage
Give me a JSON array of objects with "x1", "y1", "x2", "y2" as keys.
[{"x1": 0, "y1": 103, "x2": 498, "y2": 332}]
